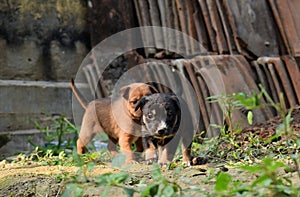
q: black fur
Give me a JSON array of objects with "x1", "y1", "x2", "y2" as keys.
[{"x1": 135, "y1": 93, "x2": 192, "y2": 164}]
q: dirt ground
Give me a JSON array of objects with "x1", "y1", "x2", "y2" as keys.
[
  {"x1": 0, "y1": 106, "x2": 299, "y2": 196},
  {"x1": 241, "y1": 105, "x2": 300, "y2": 141}
]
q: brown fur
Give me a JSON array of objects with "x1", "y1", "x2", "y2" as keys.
[{"x1": 70, "y1": 80, "x2": 158, "y2": 163}]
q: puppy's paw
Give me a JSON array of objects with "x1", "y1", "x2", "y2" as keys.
[
  {"x1": 182, "y1": 161, "x2": 192, "y2": 167},
  {"x1": 192, "y1": 156, "x2": 208, "y2": 165},
  {"x1": 145, "y1": 158, "x2": 157, "y2": 165},
  {"x1": 125, "y1": 159, "x2": 139, "y2": 164},
  {"x1": 158, "y1": 159, "x2": 171, "y2": 166}
]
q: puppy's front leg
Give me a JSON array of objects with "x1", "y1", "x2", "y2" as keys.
[
  {"x1": 77, "y1": 138, "x2": 86, "y2": 154},
  {"x1": 158, "y1": 146, "x2": 169, "y2": 164},
  {"x1": 181, "y1": 143, "x2": 192, "y2": 165},
  {"x1": 107, "y1": 138, "x2": 118, "y2": 157},
  {"x1": 181, "y1": 130, "x2": 193, "y2": 165},
  {"x1": 144, "y1": 140, "x2": 157, "y2": 164},
  {"x1": 158, "y1": 146, "x2": 176, "y2": 165},
  {"x1": 118, "y1": 134, "x2": 136, "y2": 164},
  {"x1": 159, "y1": 136, "x2": 180, "y2": 164}
]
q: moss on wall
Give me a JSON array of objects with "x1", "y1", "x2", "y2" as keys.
[
  {"x1": 0, "y1": 0, "x2": 90, "y2": 81},
  {"x1": 0, "y1": 0, "x2": 88, "y2": 45}
]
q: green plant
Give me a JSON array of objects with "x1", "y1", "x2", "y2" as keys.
[
  {"x1": 138, "y1": 165, "x2": 182, "y2": 197},
  {"x1": 95, "y1": 172, "x2": 135, "y2": 196},
  {"x1": 32, "y1": 114, "x2": 78, "y2": 155},
  {"x1": 241, "y1": 158, "x2": 300, "y2": 196},
  {"x1": 62, "y1": 153, "x2": 134, "y2": 196},
  {"x1": 208, "y1": 94, "x2": 245, "y2": 138},
  {"x1": 199, "y1": 85, "x2": 299, "y2": 195},
  {"x1": 206, "y1": 85, "x2": 300, "y2": 160},
  {"x1": 235, "y1": 85, "x2": 300, "y2": 178},
  {"x1": 234, "y1": 85, "x2": 293, "y2": 139},
  {"x1": 14, "y1": 147, "x2": 74, "y2": 166},
  {"x1": 200, "y1": 158, "x2": 300, "y2": 197}
]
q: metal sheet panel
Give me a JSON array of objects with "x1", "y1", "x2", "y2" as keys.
[
  {"x1": 224, "y1": 0, "x2": 279, "y2": 57},
  {"x1": 269, "y1": 0, "x2": 300, "y2": 56}
]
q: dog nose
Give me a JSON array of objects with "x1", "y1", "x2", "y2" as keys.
[{"x1": 157, "y1": 129, "x2": 166, "y2": 135}]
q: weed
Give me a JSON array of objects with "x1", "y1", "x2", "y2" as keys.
[
  {"x1": 203, "y1": 85, "x2": 300, "y2": 196},
  {"x1": 138, "y1": 165, "x2": 182, "y2": 197},
  {"x1": 208, "y1": 94, "x2": 245, "y2": 137},
  {"x1": 31, "y1": 114, "x2": 78, "y2": 156}
]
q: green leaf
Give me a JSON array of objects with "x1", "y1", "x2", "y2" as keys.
[
  {"x1": 123, "y1": 188, "x2": 136, "y2": 197},
  {"x1": 111, "y1": 154, "x2": 126, "y2": 168},
  {"x1": 140, "y1": 184, "x2": 159, "y2": 197},
  {"x1": 86, "y1": 162, "x2": 95, "y2": 171},
  {"x1": 173, "y1": 166, "x2": 183, "y2": 175},
  {"x1": 247, "y1": 111, "x2": 253, "y2": 125},
  {"x1": 240, "y1": 165, "x2": 261, "y2": 172},
  {"x1": 268, "y1": 161, "x2": 285, "y2": 172},
  {"x1": 215, "y1": 172, "x2": 232, "y2": 191},
  {"x1": 277, "y1": 123, "x2": 284, "y2": 132},
  {"x1": 62, "y1": 183, "x2": 83, "y2": 197},
  {"x1": 95, "y1": 172, "x2": 129, "y2": 186},
  {"x1": 89, "y1": 152, "x2": 100, "y2": 160},
  {"x1": 296, "y1": 138, "x2": 300, "y2": 147},
  {"x1": 151, "y1": 164, "x2": 162, "y2": 180},
  {"x1": 161, "y1": 185, "x2": 176, "y2": 197},
  {"x1": 72, "y1": 150, "x2": 84, "y2": 167},
  {"x1": 251, "y1": 174, "x2": 272, "y2": 187}
]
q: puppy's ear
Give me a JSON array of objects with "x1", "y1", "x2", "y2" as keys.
[
  {"x1": 170, "y1": 94, "x2": 180, "y2": 110},
  {"x1": 120, "y1": 86, "x2": 130, "y2": 100},
  {"x1": 149, "y1": 85, "x2": 159, "y2": 94},
  {"x1": 134, "y1": 96, "x2": 148, "y2": 112}
]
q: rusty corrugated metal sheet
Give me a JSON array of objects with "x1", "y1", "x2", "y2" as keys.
[
  {"x1": 206, "y1": 0, "x2": 228, "y2": 54},
  {"x1": 148, "y1": 0, "x2": 164, "y2": 50},
  {"x1": 281, "y1": 56, "x2": 300, "y2": 103},
  {"x1": 163, "y1": 0, "x2": 177, "y2": 54},
  {"x1": 223, "y1": 0, "x2": 279, "y2": 58},
  {"x1": 256, "y1": 57, "x2": 299, "y2": 109},
  {"x1": 269, "y1": 0, "x2": 300, "y2": 57},
  {"x1": 192, "y1": 1, "x2": 210, "y2": 51},
  {"x1": 184, "y1": 61, "x2": 209, "y2": 133},
  {"x1": 215, "y1": 0, "x2": 237, "y2": 54},
  {"x1": 186, "y1": 0, "x2": 201, "y2": 54},
  {"x1": 176, "y1": 0, "x2": 192, "y2": 55},
  {"x1": 133, "y1": 0, "x2": 157, "y2": 57},
  {"x1": 170, "y1": 55, "x2": 275, "y2": 137},
  {"x1": 198, "y1": 0, "x2": 218, "y2": 53},
  {"x1": 85, "y1": 1, "x2": 300, "y2": 139}
]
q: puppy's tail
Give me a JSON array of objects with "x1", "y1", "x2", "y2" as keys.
[{"x1": 70, "y1": 78, "x2": 87, "y2": 110}]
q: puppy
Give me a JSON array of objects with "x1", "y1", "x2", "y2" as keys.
[
  {"x1": 70, "y1": 79, "x2": 158, "y2": 163},
  {"x1": 135, "y1": 93, "x2": 194, "y2": 165}
]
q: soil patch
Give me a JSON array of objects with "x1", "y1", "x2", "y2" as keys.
[{"x1": 240, "y1": 106, "x2": 300, "y2": 142}]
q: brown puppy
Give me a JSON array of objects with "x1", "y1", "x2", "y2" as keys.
[{"x1": 70, "y1": 79, "x2": 158, "y2": 163}]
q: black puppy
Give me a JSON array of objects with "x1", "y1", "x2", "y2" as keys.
[{"x1": 135, "y1": 93, "x2": 193, "y2": 165}]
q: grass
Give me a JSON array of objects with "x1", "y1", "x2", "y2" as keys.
[{"x1": 9, "y1": 85, "x2": 300, "y2": 196}]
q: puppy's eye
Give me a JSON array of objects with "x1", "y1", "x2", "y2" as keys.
[
  {"x1": 130, "y1": 100, "x2": 138, "y2": 105},
  {"x1": 147, "y1": 113, "x2": 154, "y2": 119},
  {"x1": 166, "y1": 109, "x2": 173, "y2": 116}
]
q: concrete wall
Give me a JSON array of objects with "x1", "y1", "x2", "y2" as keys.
[
  {"x1": 0, "y1": 0, "x2": 90, "y2": 81},
  {"x1": 0, "y1": 0, "x2": 90, "y2": 137}
]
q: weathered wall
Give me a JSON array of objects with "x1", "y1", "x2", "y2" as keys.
[{"x1": 0, "y1": 0, "x2": 90, "y2": 81}]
